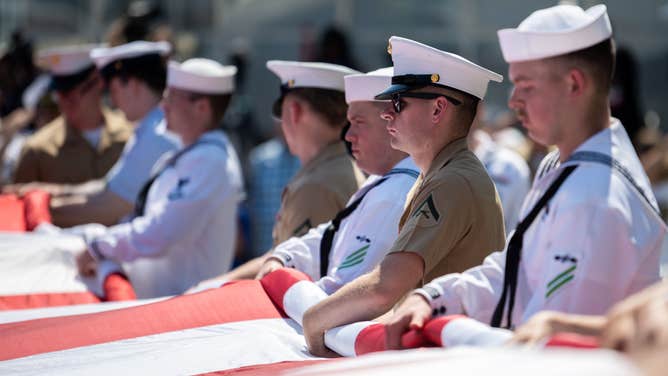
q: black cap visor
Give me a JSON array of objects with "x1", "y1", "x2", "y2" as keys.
[
  {"x1": 374, "y1": 83, "x2": 416, "y2": 100},
  {"x1": 374, "y1": 74, "x2": 440, "y2": 100},
  {"x1": 51, "y1": 65, "x2": 95, "y2": 93}
]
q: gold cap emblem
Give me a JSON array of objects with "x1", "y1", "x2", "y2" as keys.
[
  {"x1": 49, "y1": 55, "x2": 61, "y2": 67},
  {"x1": 387, "y1": 42, "x2": 392, "y2": 55},
  {"x1": 287, "y1": 79, "x2": 295, "y2": 88},
  {"x1": 431, "y1": 74, "x2": 440, "y2": 83}
]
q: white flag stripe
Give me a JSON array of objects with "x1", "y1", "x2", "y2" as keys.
[
  {"x1": 0, "y1": 297, "x2": 167, "y2": 324},
  {"x1": 0, "y1": 232, "x2": 97, "y2": 295},
  {"x1": 325, "y1": 321, "x2": 375, "y2": 357},
  {"x1": 0, "y1": 318, "x2": 320, "y2": 375},
  {"x1": 282, "y1": 280, "x2": 328, "y2": 326},
  {"x1": 287, "y1": 347, "x2": 639, "y2": 376},
  {"x1": 440, "y1": 317, "x2": 513, "y2": 347}
]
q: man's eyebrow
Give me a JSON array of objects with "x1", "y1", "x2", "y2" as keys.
[{"x1": 511, "y1": 75, "x2": 532, "y2": 83}]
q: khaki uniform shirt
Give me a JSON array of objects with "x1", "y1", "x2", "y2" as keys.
[
  {"x1": 13, "y1": 108, "x2": 132, "y2": 184},
  {"x1": 272, "y1": 142, "x2": 365, "y2": 246},
  {"x1": 389, "y1": 137, "x2": 506, "y2": 283}
]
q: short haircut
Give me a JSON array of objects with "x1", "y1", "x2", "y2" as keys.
[
  {"x1": 193, "y1": 93, "x2": 232, "y2": 128},
  {"x1": 550, "y1": 38, "x2": 616, "y2": 91},
  {"x1": 102, "y1": 54, "x2": 167, "y2": 95},
  {"x1": 288, "y1": 88, "x2": 348, "y2": 128},
  {"x1": 430, "y1": 85, "x2": 480, "y2": 130}
]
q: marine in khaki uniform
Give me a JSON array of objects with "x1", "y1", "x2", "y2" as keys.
[
  {"x1": 391, "y1": 136, "x2": 505, "y2": 283},
  {"x1": 12, "y1": 45, "x2": 132, "y2": 184},
  {"x1": 301, "y1": 36, "x2": 505, "y2": 356},
  {"x1": 272, "y1": 141, "x2": 363, "y2": 244},
  {"x1": 196, "y1": 60, "x2": 364, "y2": 284},
  {"x1": 268, "y1": 61, "x2": 365, "y2": 245},
  {"x1": 14, "y1": 109, "x2": 130, "y2": 184}
]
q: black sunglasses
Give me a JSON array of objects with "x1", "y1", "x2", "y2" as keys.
[{"x1": 391, "y1": 92, "x2": 461, "y2": 113}]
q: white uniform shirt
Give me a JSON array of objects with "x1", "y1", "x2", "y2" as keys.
[
  {"x1": 473, "y1": 130, "x2": 531, "y2": 234},
  {"x1": 89, "y1": 130, "x2": 244, "y2": 298},
  {"x1": 106, "y1": 107, "x2": 181, "y2": 203},
  {"x1": 420, "y1": 119, "x2": 667, "y2": 326},
  {"x1": 272, "y1": 157, "x2": 419, "y2": 294}
]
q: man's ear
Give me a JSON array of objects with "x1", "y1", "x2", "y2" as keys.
[
  {"x1": 567, "y1": 67, "x2": 587, "y2": 98},
  {"x1": 194, "y1": 97, "x2": 211, "y2": 123},
  {"x1": 431, "y1": 96, "x2": 449, "y2": 124},
  {"x1": 288, "y1": 99, "x2": 303, "y2": 126}
]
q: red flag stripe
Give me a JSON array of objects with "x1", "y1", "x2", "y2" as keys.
[
  {"x1": 102, "y1": 273, "x2": 136, "y2": 301},
  {"x1": 200, "y1": 359, "x2": 333, "y2": 375},
  {"x1": 260, "y1": 268, "x2": 312, "y2": 314},
  {"x1": 0, "y1": 195, "x2": 26, "y2": 232},
  {"x1": 0, "y1": 292, "x2": 100, "y2": 310},
  {"x1": 23, "y1": 190, "x2": 51, "y2": 231},
  {"x1": 0, "y1": 280, "x2": 285, "y2": 361},
  {"x1": 0, "y1": 273, "x2": 136, "y2": 311}
]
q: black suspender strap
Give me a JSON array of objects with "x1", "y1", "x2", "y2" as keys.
[
  {"x1": 569, "y1": 151, "x2": 660, "y2": 216},
  {"x1": 318, "y1": 167, "x2": 419, "y2": 278},
  {"x1": 490, "y1": 164, "x2": 578, "y2": 329},
  {"x1": 133, "y1": 138, "x2": 228, "y2": 217}
]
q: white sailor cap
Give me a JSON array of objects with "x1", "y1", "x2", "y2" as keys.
[
  {"x1": 38, "y1": 44, "x2": 99, "y2": 92},
  {"x1": 167, "y1": 58, "x2": 237, "y2": 95},
  {"x1": 90, "y1": 41, "x2": 170, "y2": 80},
  {"x1": 266, "y1": 60, "x2": 359, "y2": 116},
  {"x1": 498, "y1": 4, "x2": 612, "y2": 63},
  {"x1": 344, "y1": 67, "x2": 393, "y2": 104},
  {"x1": 267, "y1": 60, "x2": 359, "y2": 92},
  {"x1": 376, "y1": 36, "x2": 502, "y2": 100}
]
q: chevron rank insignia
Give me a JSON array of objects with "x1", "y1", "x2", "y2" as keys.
[{"x1": 411, "y1": 193, "x2": 440, "y2": 226}]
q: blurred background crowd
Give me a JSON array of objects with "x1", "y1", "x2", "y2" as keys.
[{"x1": 1, "y1": 0, "x2": 667, "y2": 265}]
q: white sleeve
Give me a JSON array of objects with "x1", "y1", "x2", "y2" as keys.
[
  {"x1": 271, "y1": 223, "x2": 329, "y2": 280},
  {"x1": 90, "y1": 147, "x2": 233, "y2": 262},
  {"x1": 416, "y1": 247, "x2": 507, "y2": 322},
  {"x1": 521, "y1": 199, "x2": 662, "y2": 320},
  {"x1": 316, "y1": 187, "x2": 409, "y2": 294}
]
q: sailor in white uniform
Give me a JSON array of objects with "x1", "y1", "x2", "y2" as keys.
[
  {"x1": 93, "y1": 41, "x2": 181, "y2": 210},
  {"x1": 385, "y1": 4, "x2": 667, "y2": 345},
  {"x1": 471, "y1": 129, "x2": 530, "y2": 233},
  {"x1": 77, "y1": 58, "x2": 244, "y2": 298},
  {"x1": 256, "y1": 68, "x2": 419, "y2": 294}
]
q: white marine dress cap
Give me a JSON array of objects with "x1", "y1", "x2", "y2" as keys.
[
  {"x1": 266, "y1": 60, "x2": 360, "y2": 116},
  {"x1": 375, "y1": 36, "x2": 502, "y2": 100}
]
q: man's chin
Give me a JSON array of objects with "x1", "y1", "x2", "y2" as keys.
[{"x1": 389, "y1": 138, "x2": 408, "y2": 154}]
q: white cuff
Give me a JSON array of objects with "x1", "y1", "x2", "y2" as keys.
[
  {"x1": 270, "y1": 250, "x2": 294, "y2": 269},
  {"x1": 88, "y1": 239, "x2": 106, "y2": 261},
  {"x1": 414, "y1": 282, "x2": 453, "y2": 318}
]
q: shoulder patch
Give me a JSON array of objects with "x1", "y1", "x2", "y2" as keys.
[
  {"x1": 411, "y1": 193, "x2": 440, "y2": 226},
  {"x1": 168, "y1": 178, "x2": 190, "y2": 200}
]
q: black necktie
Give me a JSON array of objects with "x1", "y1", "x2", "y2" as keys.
[
  {"x1": 133, "y1": 138, "x2": 227, "y2": 217},
  {"x1": 490, "y1": 164, "x2": 577, "y2": 328}
]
